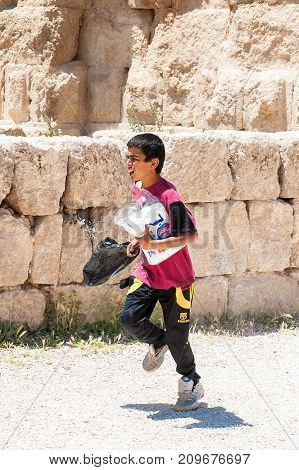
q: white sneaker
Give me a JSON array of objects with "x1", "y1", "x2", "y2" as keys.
[
  {"x1": 174, "y1": 376, "x2": 205, "y2": 411},
  {"x1": 142, "y1": 344, "x2": 168, "y2": 372}
]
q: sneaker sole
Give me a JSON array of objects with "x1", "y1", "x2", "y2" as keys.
[
  {"x1": 173, "y1": 386, "x2": 205, "y2": 412},
  {"x1": 142, "y1": 346, "x2": 168, "y2": 373},
  {"x1": 173, "y1": 401, "x2": 200, "y2": 412}
]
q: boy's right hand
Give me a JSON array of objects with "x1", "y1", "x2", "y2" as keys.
[{"x1": 127, "y1": 238, "x2": 140, "y2": 257}]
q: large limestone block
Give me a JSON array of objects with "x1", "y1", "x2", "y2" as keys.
[
  {"x1": 290, "y1": 80, "x2": 299, "y2": 131},
  {"x1": 0, "y1": 145, "x2": 14, "y2": 204},
  {"x1": 18, "y1": 1, "x2": 91, "y2": 7},
  {"x1": 291, "y1": 200, "x2": 299, "y2": 267},
  {"x1": 59, "y1": 220, "x2": 92, "y2": 284},
  {"x1": 78, "y1": 0, "x2": 153, "y2": 68},
  {"x1": 192, "y1": 276, "x2": 228, "y2": 319},
  {"x1": 0, "y1": 211, "x2": 33, "y2": 287},
  {"x1": 203, "y1": 68, "x2": 296, "y2": 132},
  {"x1": 228, "y1": 136, "x2": 280, "y2": 200},
  {"x1": 203, "y1": 67, "x2": 245, "y2": 130},
  {"x1": 3, "y1": 64, "x2": 30, "y2": 123},
  {"x1": 88, "y1": 67, "x2": 127, "y2": 123},
  {"x1": 49, "y1": 284, "x2": 125, "y2": 325},
  {"x1": 0, "y1": 289, "x2": 45, "y2": 329},
  {"x1": 31, "y1": 214, "x2": 63, "y2": 285},
  {"x1": 228, "y1": 273, "x2": 299, "y2": 316},
  {"x1": 5, "y1": 140, "x2": 68, "y2": 216},
  {"x1": 163, "y1": 134, "x2": 233, "y2": 203},
  {"x1": 62, "y1": 137, "x2": 131, "y2": 210},
  {"x1": 227, "y1": 5, "x2": 299, "y2": 68},
  {"x1": 122, "y1": 61, "x2": 161, "y2": 125},
  {"x1": 29, "y1": 62, "x2": 88, "y2": 125},
  {"x1": 148, "y1": 9, "x2": 230, "y2": 128},
  {"x1": 128, "y1": 0, "x2": 173, "y2": 7},
  {"x1": 242, "y1": 75, "x2": 287, "y2": 132},
  {"x1": 278, "y1": 138, "x2": 299, "y2": 198},
  {"x1": 188, "y1": 201, "x2": 249, "y2": 277},
  {"x1": 248, "y1": 200, "x2": 293, "y2": 272},
  {"x1": 0, "y1": 68, "x2": 3, "y2": 120},
  {"x1": 0, "y1": 6, "x2": 82, "y2": 66}
]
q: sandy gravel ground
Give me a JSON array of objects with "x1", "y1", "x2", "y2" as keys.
[{"x1": 0, "y1": 329, "x2": 298, "y2": 450}]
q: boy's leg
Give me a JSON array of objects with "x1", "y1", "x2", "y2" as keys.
[
  {"x1": 119, "y1": 278, "x2": 166, "y2": 346},
  {"x1": 159, "y1": 284, "x2": 200, "y2": 384}
]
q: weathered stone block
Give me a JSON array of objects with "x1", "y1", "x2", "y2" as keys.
[
  {"x1": 204, "y1": 67, "x2": 245, "y2": 130},
  {"x1": 49, "y1": 284, "x2": 125, "y2": 325},
  {"x1": 192, "y1": 276, "x2": 228, "y2": 319},
  {"x1": 0, "y1": 212, "x2": 33, "y2": 287},
  {"x1": 0, "y1": 289, "x2": 45, "y2": 329},
  {"x1": 87, "y1": 67, "x2": 127, "y2": 123},
  {"x1": 0, "y1": 6, "x2": 82, "y2": 66},
  {"x1": 147, "y1": 8, "x2": 230, "y2": 128},
  {"x1": 29, "y1": 62, "x2": 88, "y2": 125},
  {"x1": 278, "y1": 138, "x2": 299, "y2": 198},
  {"x1": 163, "y1": 134, "x2": 234, "y2": 203},
  {"x1": 248, "y1": 200, "x2": 293, "y2": 272},
  {"x1": 243, "y1": 76, "x2": 287, "y2": 132},
  {"x1": 78, "y1": 1, "x2": 152, "y2": 68},
  {"x1": 31, "y1": 214, "x2": 63, "y2": 285},
  {"x1": 59, "y1": 220, "x2": 92, "y2": 284},
  {"x1": 62, "y1": 137, "x2": 131, "y2": 209},
  {"x1": 188, "y1": 201, "x2": 249, "y2": 277},
  {"x1": 3, "y1": 64, "x2": 30, "y2": 123},
  {"x1": 227, "y1": 5, "x2": 299, "y2": 69},
  {"x1": 17, "y1": 1, "x2": 91, "y2": 7},
  {"x1": 291, "y1": 200, "x2": 299, "y2": 267},
  {"x1": 0, "y1": 68, "x2": 4, "y2": 120},
  {"x1": 5, "y1": 140, "x2": 68, "y2": 216},
  {"x1": 228, "y1": 136, "x2": 280, "y2": 200},
  {"x1": 228, "y1": 273, "x2": 299, "y2": 316},
  {"x1": 0, "y1": 144, "x2": 14, "y2": 204}
]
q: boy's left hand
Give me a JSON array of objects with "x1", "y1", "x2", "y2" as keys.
[{"x1": 136, "y1": 225, "x2": 152, "y2": 250}]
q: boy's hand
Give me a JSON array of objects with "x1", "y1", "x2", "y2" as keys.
[
  {"x1": 136, "y1": 225, "x2": 153, "y2": 250},
  {"x1": 127, "y1": 238, "x2": 140, "y2": 257}
]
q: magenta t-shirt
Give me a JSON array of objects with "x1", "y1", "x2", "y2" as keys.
[{"x1": 132, "y1": 177, "x2": 197, "y2": 290}]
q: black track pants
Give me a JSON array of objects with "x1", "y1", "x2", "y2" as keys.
[{"x1": 119, "y1": 277, "x2": 200, "y2": 382}]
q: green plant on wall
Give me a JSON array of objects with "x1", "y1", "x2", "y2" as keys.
[
  {"x1": 127, "y1": 108, "x2": 146, "y2": 132},
  {"x1": 127, "y1": 102, "x2": 164, "y2": 133},
  {"x1": 42, "y1": 115, "x2": 61, "y2": 137}
]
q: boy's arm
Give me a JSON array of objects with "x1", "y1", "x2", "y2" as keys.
[
  {"x1": 137, "y1": 225, "x2": 198, "y2": 250},
  {"x1": 136, "y1": 226, "x2": 198, "y2": 250}
]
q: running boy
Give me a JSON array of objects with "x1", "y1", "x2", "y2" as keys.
[{"x1": 120, "y1": 133, "x2": 204, "y2": 411}]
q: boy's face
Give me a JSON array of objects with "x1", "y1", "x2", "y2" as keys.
[{"x1": 126, "y1": 146, "x2": 159, "y2": 182}]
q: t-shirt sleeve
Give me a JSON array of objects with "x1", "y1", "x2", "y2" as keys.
[{"x1": 162, "y1": 189, "x2": 197, "y2": 237}]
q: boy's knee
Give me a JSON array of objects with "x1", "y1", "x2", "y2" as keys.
[{"x1": 119, "y1": 309, "x2": 135, "y2": 332}]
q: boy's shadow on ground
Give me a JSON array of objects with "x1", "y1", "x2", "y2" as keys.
[{"x1": 121, "y1": 403, "x2": 253, "y2": 429}]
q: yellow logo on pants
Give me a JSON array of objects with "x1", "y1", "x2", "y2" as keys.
[{"x1": 178, "y1": 312, "x2": 189, "y2": 323}]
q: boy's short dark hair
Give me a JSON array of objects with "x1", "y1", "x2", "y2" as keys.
[{"x1": 127, "y1": 133, "x2": 165, "y2": 174}]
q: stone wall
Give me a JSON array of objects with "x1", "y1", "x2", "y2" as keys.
[
  {"x1": 0, "y1": 131, "x2": 298, "y2": 328},
  {"x1": 0, "y1": 1, "x2": 298, "y2": 134}
]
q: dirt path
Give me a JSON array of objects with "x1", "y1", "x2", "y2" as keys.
[{"x1": 0, "y1": 329, "x2": 298, "y2": 450}]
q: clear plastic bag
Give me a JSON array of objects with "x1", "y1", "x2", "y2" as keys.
[{"x1": 114, "y1": 189, "x2": 184, "y2": 265}]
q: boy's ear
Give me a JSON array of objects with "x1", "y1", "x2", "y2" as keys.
[{"x1": 150, "y1": 157, "x2": 159, "y2": 170}]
